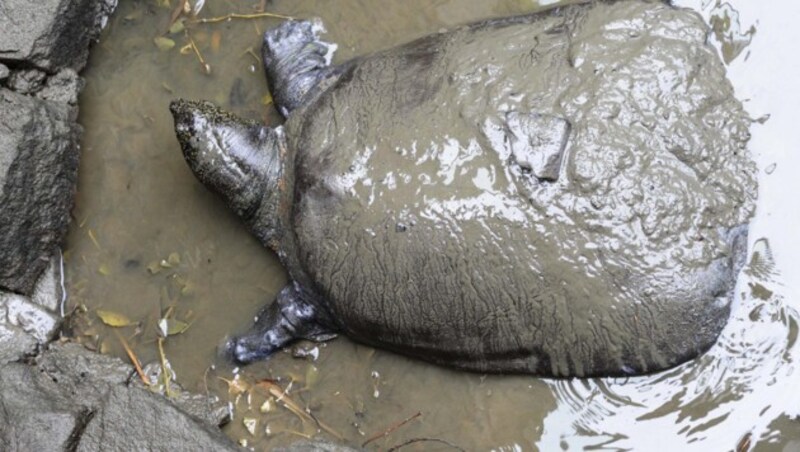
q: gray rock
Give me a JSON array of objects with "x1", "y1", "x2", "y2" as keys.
[
  {"x1": 0, "y1": 343, "x2": 237, "y2": 451},
  {"x1": 36, "y1": 69, "x2": 85, "y2": 105},
  {"x1": 0, "y1": 257, "x2": 62, "y2": 364},
  {"x1": 6, "y1": 68, "x2": 46, "y2": 94},
  {"x1": 77, "y1": 385, "x2": 236, "y2": 451},
  {"x1": 0, "y1": 64, "x2": 9, "y2": 81},
  {"x1": 0, "y1": 88, "x2": 80, "y2": 295},
  {"x1": 0, "y1": 364, "x2": 80, "y2": 451},
  {"x1": 0, "y1": 322, "x2": 38, "y2": 363},
  {"x1": 0, "y1": 0, "x2": 117, "y2": 73}
]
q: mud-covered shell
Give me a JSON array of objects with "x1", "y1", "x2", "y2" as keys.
[{"x1": 284, "y1": 0, "x2": 756, "y2": 376}]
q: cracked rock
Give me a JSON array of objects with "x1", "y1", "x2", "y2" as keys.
[
  {"x1": 0, "y1": 343, "x2": 237, "y2": 451},
  {"x1": 0, "y1": 258, "x2": 62, "y2": 364},
  {"x1": 0, "y1": 0, "x2": 118, "y2": 73},
  {"x1": 6, "y1": 68, "x2": 47, "y2": 94},
  {"x1": 0, "y1": 88, "x2": 80, "y2": 295},
  {"x1": 36, "y1": 69, "x2": 85, "y2": 105}
]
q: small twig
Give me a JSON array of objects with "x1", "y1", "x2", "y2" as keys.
[
  {"x1": 157, "y1": 337, "x2": 172, "y2": 397},
  {"x1": 189, "y1": 11, "x2": 292, "y2": 24},
  {"x1": 166, "y1": 0, "x2": 187, "y2": 32},
  {"x1": 184, "y1": 30, "x2": 211, "y2": 74},
  {"x1": 115, "y1": 330, "x2": 150, "y2": 385},
  {"x1": 387, "y1": 438, "x2": 465, "y2": 452},
  {"x1": 362, "y1": 412, "x2": 422, "y2": 447},
  {"x1": 87, "y1": 229, "x2": 102, "y2": 251},
  {"x1": 254, "y1": 380, "x2": 342, "y2": 439}
]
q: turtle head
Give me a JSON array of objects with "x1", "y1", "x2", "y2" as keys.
[{"x1": 170, "y1": 99, "x2": 289, "y2": 248}]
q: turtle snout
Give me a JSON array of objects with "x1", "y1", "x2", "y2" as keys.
[{"x1": 169, "y1": 99, "x2": 198, "y2": 134}]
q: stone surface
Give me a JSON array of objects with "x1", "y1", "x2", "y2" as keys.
[
  {"x1": 36, "y1": 69, "x2": 85, "y2": 105},
  {"x1": 0, "y1": 0, "x2": 117, "y2": 73},
  {"x1": 0, "y1": 258, "x2": 62, "y2": 364},
  {"x1": 0, "y1": 88, "x2": 79, "y2": 295},
  {"x1": 0, "y1": 343, "x2": 237, "y2": 451},
  {"x1": 6, "y1": 68, "x2": 46, "y2": 94},
  {"x1": 0, "y1": 64, "x2": 10, "y2": 81}
]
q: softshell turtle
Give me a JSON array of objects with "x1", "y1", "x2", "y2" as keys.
[{"x1": 169, "y1": 0, "x2": 756, "y2": 377}]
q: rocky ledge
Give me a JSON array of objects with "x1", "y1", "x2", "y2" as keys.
[
  {"x1": 0, "y1": 1, "x2": 240, "y2": 450},
  {"x1": 0, "y1": 1, "x2": 358, "y2": 450},
  {"x1": 0, "y1": 342, "x2": 236, "y2": 450}
]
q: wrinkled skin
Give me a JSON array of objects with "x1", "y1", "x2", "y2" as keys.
[{"x1": 171, "y1": 0, "x2": 757, "y2": 377}]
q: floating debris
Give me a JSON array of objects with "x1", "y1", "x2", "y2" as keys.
[
  {"x1": 709, "y1": 2, "x2": 756, "y2": 64},
  {"x1": 146, "y1": 261, "x2": 161, "y2": 274},
  {"x1": 87, "y1": 229, "x2": 102, "y2": 251},
  {"x1": 259, "y1": 398, "x2": 274, "y2": 413},
  {"x1": 168, "y1": 19, "x2": 185, "y2": 35},
  {"x1": 304, "y1": 364, "x2": 320, "y2": 390},
  {"x1": 154, "y1": 36, "x2": 176, "y2": 52},
  {"x1": 362, "y1": 411, "x2": 422, "y2": 447},
  {"x1": 765, "y1": 163, "x2": 777, "y2": 174},
  {"x1": 189, "y1": 11, "x2": 293, "y2": 25},
  {"x1": 97, "y1": 263, "x2": 111, "y2": 276},
  {"x1": 219, "y1": 375, "x2": 250, "y2": 395},
  {"x1": 96, "y1": 309, "x2": 133, "y2": 327},
  {"x1": 115, "y1": 330, "x2": 150, "y2": 385},
  {"x1": 158, "y1": 317, "x2": 192, "y2": 337},
  {"x1": 157, "y1": 337, "x2": 174, "y2": 397},
  {"x1": 254, "y1": 379, "x2": 342, "y2": 439},
  {"x1": 184, "y1": 30, "x2": 211, "y2": 74},
  {"x1": 371, "y1": 370, "x2": 381, "y2": 398},
  {"x1": 167, "y1": 252, "x2": 181, "y2": 266},
  {"x1": 243, "y1": 417, "x2": 258, "y2": 436}
]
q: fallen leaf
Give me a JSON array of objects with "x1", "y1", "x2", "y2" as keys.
[
  {"x1": 168, "y1": 19, "x2": 185, "y2": 34},
  {"x1": 98, "y1": 264, "x2": 111, "y2": 276},
  {"x1": 97, "y1": 310, "x2": 133, "y2": 327},
  {"x1": 154, "y1": 37, "x2": 176, "y2": 52},
  {"x1": 158, "y1": 318, "x2": 192, "y2": 337}
]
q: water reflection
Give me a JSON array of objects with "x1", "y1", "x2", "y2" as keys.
[{"x1": 541, "y1": 239, "x2": 799, "y2": 450}]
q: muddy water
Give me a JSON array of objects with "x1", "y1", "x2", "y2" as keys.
[{"x1": 66, "y1": 0, "x2": 799, "y2": 450}]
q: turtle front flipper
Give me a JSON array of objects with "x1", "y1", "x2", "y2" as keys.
[
  {"x1": 227, "y1": 282, "x2": 337, "y2": 364},
  {"x1": 263, "y1": 19, "x2": 339, "y2": 117}
]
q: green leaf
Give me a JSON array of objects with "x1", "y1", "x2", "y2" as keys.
[{"x1": 154, "y1": 37, "x2": 176, "y2": 52}]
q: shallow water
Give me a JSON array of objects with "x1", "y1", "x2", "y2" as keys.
[{"x1": 66, "y1": 0, "x2": 800, "y2": 450}]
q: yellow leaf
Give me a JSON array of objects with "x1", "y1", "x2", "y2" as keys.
[
  {"x1": 167, "y1": 252, "x2": 181, "y2": 266},
  {"x1": 97, "y1": 310, "x2": 133, "y2": 327},
  {"x1": 154, "y1": 37, "x2": 176, "y2": 52},
  {"x1": 98, "y1": 264, "x2": 111, "y2": 276},
  {"x1": 168, "y1": 19, "x2": 185, "y2": 35}
]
